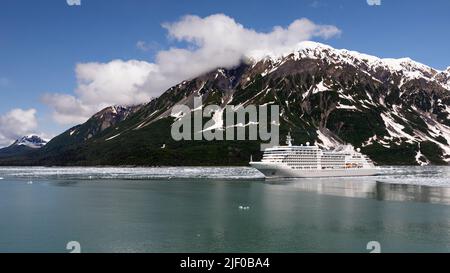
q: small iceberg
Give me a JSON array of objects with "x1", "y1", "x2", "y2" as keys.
[
  {"x1": 0, "y1": 177, "x2": 4, "y2": 180},
  {"x1": 27, "y1": 181, "x2": 33, "y2": 185}
]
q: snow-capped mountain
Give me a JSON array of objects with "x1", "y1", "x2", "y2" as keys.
[
  {"x1": 2, "y1": 41, "x2": 450, "y2": 166},
  {"x1": 0, "y1": 135, "x2": 48, "y2": 160},
  {"x1": 248, "y1": 41, "x2": 447, "y2": 96},
  {"x1": 12, "y1": 135, "x2": 48, "y2": 148},
  {"x1": 240, "y1": 42, "x2": 450, "y2": 165}
]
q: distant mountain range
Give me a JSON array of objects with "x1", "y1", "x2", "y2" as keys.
[
  {"x1": 0, "y1": 135, "x2": 48, "y2": 158},
  {"x1": 2, "y1": 41, "x2": 450, "y2": 166}
]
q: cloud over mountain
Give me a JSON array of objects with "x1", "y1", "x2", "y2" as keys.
[
  {"x1": 0, "y1": 108, "x2": 38, "y2": 147},
  {"x1": 44, "y1": 14, "x2": 341, "y2": 125},
  {"x1": 43, "y1": 60, "x2": 155, "y2": 124}
]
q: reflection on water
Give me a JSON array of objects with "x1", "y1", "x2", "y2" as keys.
[
  {"x1": 267, "y1": 178, "x2": 450, "y2": 206},
  {"x1": 376, "y1": 183, "x2": 450, "y2": 205},
  {"x1": 268, "y1": 179, "x2": 378, "y2": 199},
  {"x1": 7, "y1": 165, "x2": 449, "y2": 206},
  {"x1": 50, "y1": 174, "x2": 450, "y2": 206}
]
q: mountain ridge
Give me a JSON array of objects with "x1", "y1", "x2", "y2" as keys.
[{"x1": 1, "y1": 41, "x2": 450, "y2": 166}]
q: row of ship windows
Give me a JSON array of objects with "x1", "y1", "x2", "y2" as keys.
[
  {"x1": 266, "y1": 151, "x2": 319, "y2": 152},
  {"x1": 286, "y1": 166, "x2": 354, "y2": 169},
  {"x1": 283, "y1": 160, "x2": 346, "y2": 163},
  {"x1": 286, "y1": 165, "x2": 360, "y2": 168},
  {"x1": 287, "y1": 164, "x2": 349, "y2": 166},
  {"x1": 265, "y1": 152, "x2": 319, "y2": 155},
  {"x1": 264, "y1": 155, "x2": 321, "y2": 157},
  {"x1": 264, "y1": 156, "x2": 346, "y2": 159},
  {"x1": 264, "y1": 155, "x2": 320, "y2": 158},
  {"x1": 286, "y1": 164, "x2": 318, "y2": 166},
  {"x1": 266, "y1": 151, "x2": 356, "y2": 154}
]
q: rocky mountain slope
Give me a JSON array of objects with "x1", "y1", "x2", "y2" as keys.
[{"x1": 2, "y1": 41, "x2": 450, "y2": 166}]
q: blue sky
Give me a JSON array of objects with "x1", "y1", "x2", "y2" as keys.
[{"x1": 0, "y1": 0, "x2": 450, "y2": 145}]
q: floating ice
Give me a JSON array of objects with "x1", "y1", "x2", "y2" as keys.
[
  {"x1": 0, "y1": 166, "x2": 449, "y2": 188},
  {"x1": 0, "y1": 166, "x2": 264, "y2": 181}
]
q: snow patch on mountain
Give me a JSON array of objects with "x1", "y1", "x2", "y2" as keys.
[
  {"x1": 250, "y1": 41, "x2": 447, "y2": 91},
  {"x1": 105, "y1": 133, "x2": 121, "y2": 141},
  {"x1": 336, "y1": 103, "x2": 358, "y2": 110},
  {"x1": 415, "y1": 145, "x2": 429, "y2": 166},
  {"x1": 315, "y1": 129, "x2": 342, "y2": 149},
  {"x1": 312, "y1": 81, "x2": 329, "y2": 94}
]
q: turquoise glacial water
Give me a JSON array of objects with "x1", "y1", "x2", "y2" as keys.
[{"x1": 0, "y1": 166, "x2": 449, "y2": 253}]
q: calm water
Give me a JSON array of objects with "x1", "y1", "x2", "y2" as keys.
[{"x1": 0, "y1": 166, "x2": 449, "y2": 253}]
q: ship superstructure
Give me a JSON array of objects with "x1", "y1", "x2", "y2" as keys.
[{"x1": 250, "y1": 134, "x2": 377, "y2": 178}]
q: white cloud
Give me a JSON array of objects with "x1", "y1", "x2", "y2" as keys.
[
  {"x1": 44, "y1": 14, "x2": 341, "y2": 125},
  {"x1": 43, "y1": 60, "x2": 155, "y2": 124},
  {"x1": 367, "y1": 0, "x2": 381, "y2": 6},
  {"x1": 42, "y1": 93, "x2": 94, "y2": 125},
  {"x1": 0, "y1": 108, "x2": 38, "y2": 147},
  {"x1": 66, "y1": 0, "x2": 81, "y2": 6}
]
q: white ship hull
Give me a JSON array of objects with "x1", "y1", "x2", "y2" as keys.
[{"x1": 250, "y1": 162, "x2": 378, "y2": 178}]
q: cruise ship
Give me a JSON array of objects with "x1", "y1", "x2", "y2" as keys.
[{"x1": 250, "y1": 134, "x2": 378, "y2": 178}]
